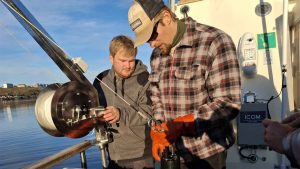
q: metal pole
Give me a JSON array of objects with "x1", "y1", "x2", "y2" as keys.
[
  {"x1": 99, "y1": 144, "x2": 108, "y2": 168},
  {"x1": 24, "y1": 140, "x2": 95, "y2": 169},
  {"x1": 168, "y1": 0, "x2": 175, "y2": 12},
  {"x1": 80, "y1": 151, "x2": 87, "y2": 169},
  {"x1": 280, "y1": 0, "x2": 289, "y2": 168},
  {"x1": 95, "y1": 126, "x2": 109, "y2": 169}
]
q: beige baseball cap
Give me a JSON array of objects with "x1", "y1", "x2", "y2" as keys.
[{"x1": 128, "y1": 0, "x2": 165, "y2": 47}]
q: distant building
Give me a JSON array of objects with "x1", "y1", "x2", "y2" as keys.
[
  {"x1": 32, "y1": 83, "x2": 47, "y2": 88},
  {"x1": 16, "y1": 84, "x2": 26, "y2": 88},
  {"x1": 31, "y1": 84, "x2": 38, "y2": 88},
  {"x1": 3, "y1": 83, "x2": 13, "y2": 88}
]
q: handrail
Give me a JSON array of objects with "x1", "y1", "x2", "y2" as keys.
[{"x1": 24, "y1": 139, "x2": 98, "y2": 169}]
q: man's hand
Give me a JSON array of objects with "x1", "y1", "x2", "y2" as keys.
[
  {"x1": 150, "y1": 127, "x2": 170, "y2": 161},
  {"x1": 101, "y1": 106, "x2": 120, "y2": 124},
  {"x1": 262, "y1": 119, "x2": 294, "y2": 153},
  {"x1": 282, "y1": 112, "x2": 300, "y2": 128},
  {"x1": 150, "y1": 114, "x2": 196, "y2": 161},
  {"x1": 164, "y1": 114, "x2": 196, "y2": 142}
]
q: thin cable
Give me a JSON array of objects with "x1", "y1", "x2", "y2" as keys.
[
  {"x1": 266, "y1": 73, "x2": 285, "y2": 119},
  {"x1": 0, "y1": 0, "x2": 71, "y2": 58},
  {"x1": 96, "y1": 77, "x2": 132, "y2": 107},
  {"x1": 95, "y1": 76, "x2": 151, "y2": 120},
  {"x1": 95, "y1": 77, "x2": 164, "y2": 132},
  {"x1": 238, "y1": 146, "x2": 259, "y2": 163},
  {"x1": 0, "y1": 0, "x2": 88, "y2": 84},
  {"x1": 0, "y1": 20, "x2": 36, "y2": 57},
  {"x1": 0, "y1": 19, "x2": 63, "y2": 83},
  {"x1": 1, "y1": 0, "x2": 86, "y2": 77}
]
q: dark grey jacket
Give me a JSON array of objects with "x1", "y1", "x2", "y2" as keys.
[{"x1": 93, "y1": 60, "x2": 152, "y2": 161}]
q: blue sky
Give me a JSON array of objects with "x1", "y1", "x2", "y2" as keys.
[{"x1": 0, "y1": 0, "x2": 160, "y2": 86}]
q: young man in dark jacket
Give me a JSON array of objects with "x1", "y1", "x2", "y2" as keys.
[{"x1": 93, "y1": 35, "x2": 153, "y2": 169}]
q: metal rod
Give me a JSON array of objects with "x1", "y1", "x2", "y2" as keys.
[
  {"x1": 80, "y1": 151, "x2": 88, "y2": 169},
  {"x1": 24, "y1": 140, "x2": 96, "y2": 169},
  {"x1": 168, "y1": 0, "x2": 175, "y2": 12},
  {"x1": 280, "y1": 0, "x2": 289, "y2": 168},
  {"x1": 99, "y1": 144, "x2": 108, "y2": 168},
  {"x1": 95, "y1": 126, "x2": 109, "y2": 168}
]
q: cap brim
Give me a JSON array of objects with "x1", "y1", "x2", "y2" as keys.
[{"x1": 134, "y1": 20, "x2": 155, "y2": 47}]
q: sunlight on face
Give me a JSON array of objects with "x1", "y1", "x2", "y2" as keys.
[
  {"x1": 148, "y1": 19, "x2": 173, "y2": 55},
  {"x1": 110, "y1": 48, "x2": 136, "y2": 78}
]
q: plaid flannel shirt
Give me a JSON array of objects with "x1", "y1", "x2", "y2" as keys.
[{"x1": 149, "y1": 17, "x2": 241, "y2": 161}]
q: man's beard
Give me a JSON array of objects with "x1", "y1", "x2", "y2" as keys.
[
  {"x1": 160, "y1": 43, "x2": 172, "y2": 55},
  {"x1": 122, "y1": 67, "x2": 135, "y2": 77},
  {"x1": 114, "y1": 67, "x2": 134, "y2": 78}
]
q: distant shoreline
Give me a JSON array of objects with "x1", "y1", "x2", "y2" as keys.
[{"x1": 0, "y1": 99, "x2": 36, "y2": 108}]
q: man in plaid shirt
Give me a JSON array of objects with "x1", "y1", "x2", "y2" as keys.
[{"x1": 128, "y1": 0, "x2": 241, "y2": 168}]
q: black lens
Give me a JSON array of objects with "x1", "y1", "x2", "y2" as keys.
[{"x1": 147, "y1": 22, "x2": 159, "y2": 42}]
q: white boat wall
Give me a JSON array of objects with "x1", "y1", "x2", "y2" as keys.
[{"x1": 172, "y1": 0, "x2": 300, "y2": 169}]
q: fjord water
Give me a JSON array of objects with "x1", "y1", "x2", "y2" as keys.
[{"x1": 0, "y1": 101, "x2": 102, "y2": 169}]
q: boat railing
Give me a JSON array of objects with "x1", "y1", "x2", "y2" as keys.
[{"x1": 23, "y1": 139, "x2": 99, "y2": 169}]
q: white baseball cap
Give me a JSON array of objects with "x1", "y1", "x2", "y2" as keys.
[{"x1": 128, "y1": 0, "x2": 165, "y2": 47}]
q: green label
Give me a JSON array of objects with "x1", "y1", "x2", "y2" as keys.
[{"x1": 257, "y1": 32, "x2": 277, "y2": 49}]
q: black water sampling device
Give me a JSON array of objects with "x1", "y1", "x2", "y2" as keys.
[{"x1": 161, "y1": 145, "x2": 180, "y2": 169}]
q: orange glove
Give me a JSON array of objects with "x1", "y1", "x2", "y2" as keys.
[
  {"x1": 150, "y1": 114, "x2": 196, "y2": 161},
  {"x1": 150, "y1": 126, "x2": 170, "y2": 161},
  {"x1": 165, "y1": 114, "x2": 196, "y2": 142}
]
